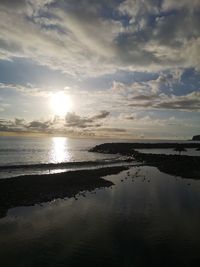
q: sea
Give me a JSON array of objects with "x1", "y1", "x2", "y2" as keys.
[
  {"x1": 0, "y1": 136, "x2": 128, "y2": 179},
  {"x1": 0, "y1": 136, "x2": 199, "y2": 179},
  {"x1": 0, "y1": 136, "x2": 200, "y2": 266}
]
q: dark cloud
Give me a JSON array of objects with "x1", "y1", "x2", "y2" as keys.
[
  {"x1": 124, "y1": 115, "x2": 135, "y2": 120},
  {"x1": 0, "y1": 118, "x2": 51, "y2": 133},
  {"x1": 95, "y1": 127, "x2": 127, "y2": 133},
  {"x1": 65, "y1": 113, "x2": 93, "y2": 128},
  {"x1": 0, "y1": 118, "x2": 26, "y2": 132},
  {"x1": 154, "y1": 97, "x2": 200, "y2": 110},
  {"x1": 0, "y1": 0, "x2": 27, "y2": 8},
  {"x1": 128, "y1": 92, "x2": 200, "y2": 111},
  {"x1": 65, "y1": 111, "x2": 110, "y2": 128},
  {"x1": 0, "y1": 111, "x2": 110, "y2": 134},
  {"x1": 14, "y1": 118, "x2": 25, "y2": 126},
  {"x1": 27, "y1": 120, "x2": 50, "y2": 130},
  {"x1": 131, "y1": 94, "x2": 158, "y2": 101},
  {"x1": 129, "y1": 101, "x2": 154, "y2": 108},
  {"x1": 91, "y1": 110, "x2": 110, "y2": 119},
  {"x1": 0, "y1": 120, "x2": 11, "y2": 132}
]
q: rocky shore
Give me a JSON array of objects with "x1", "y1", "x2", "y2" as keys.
[
  {"x1": 132, "y1": 150, "x2": 200, "y2": 179},
  {"x1": 90, "y1": 143, "x2": 200, "y2": 179},
  {"x1": 90, "y1": 142, "x2": 200, "y2": 155},
  {"x1": 0, "y1": 166, "x2": 128, "y2": 218}
]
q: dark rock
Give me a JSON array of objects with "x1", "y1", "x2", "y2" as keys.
[
  {"x1": 192, "y1": 135, "x2": 200, "y2": 141},
  {"x1": 90, "y1": 142, "x2": 200, "y2": 180}
]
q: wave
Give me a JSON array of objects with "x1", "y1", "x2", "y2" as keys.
[{"x1": 0, "y1": 158, "x2": 130, "y2": 171}]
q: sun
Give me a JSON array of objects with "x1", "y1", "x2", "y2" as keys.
[{"x1": 50, "y1": 91, "x2": 72, "y2": 116}]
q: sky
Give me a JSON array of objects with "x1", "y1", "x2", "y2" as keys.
[{"x1": 0, "y1": 0, "x2": 200, "y2": 139}]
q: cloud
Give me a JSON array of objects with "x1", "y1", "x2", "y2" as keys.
[
  {"x1": 108, "y1": 75, "x2": 200, "y2": 112},
  {"x1": 0, "y1": 117, "x2": 52, "y2": 133},
  {"x1": 128, "y1": 91, "x2": 200, "y2": 111},
  {"x1": 0, "y1": 110, "x2": 198, "y2": 139},
  {"x1": 0, "y1": 101, "x2": 10, "y2": 112},
  {"x1": 111, "y1": 71, "x2": 183, "y2": 96},
  {"x1": 91, "y1": 110, "x2": 110, "y2": 120},
  {"x1": 0, "y1": 0, "x2": 122, "y2": 76},
  {"x1": 0, "y1": 82, "x2": 51, "y2": 97},
  {"x1": 95, "y1": 127, "x2": 126, "y2": 133},
  {"x1": 124, "y1": 115, "x2": 136, "y2": 120},
  {"x1": 162, "y1": 0, "x2": 200, "y2": 11},
  {"x1": 113, "y1": 112, "x2": 198, "y2": 139},
  {"x1": 0, "y1": 1, "x2": 200, "y2": 139},
  {"x1": 0, "y1": 118, "x2": 26, "y2": 132},
  {"x1": 0, "y1": 110, "x2": 110, "y2": 136},
  {"x1": 65, "y1": 113, "x2": 93, "y2": 128},
  {"x1": 118, "y1": 0, "x2": 159, "y2": 27},
  {"x1": 27, "y1": 120, "x2": 51, "y2": 130},
  {"x1": 15, "y1": 118, "x2": 25, "y2": 125},
  {"x1": 154, "y1": 92, "x2": 200, "y2": 111},
  {"x1": 65, "y1": 110, "x2": 110, "y2": 128},
  {"x1": 0, "y1": 0, "x2": 200, "y2": 77}
]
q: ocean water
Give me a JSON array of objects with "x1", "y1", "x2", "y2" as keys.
[
  {"x1": 1, "y1": 166, "x2": 200, "y2": 266},
  {"x1": 1, "y1": 136, "x2": 198, "y2": 167},
  {"x1": 0, "y1": 136, "x2": 126, "y2": 179},
  {"x1": 0, "y1": 136, "x2": 199, "y2": 179},
  {"x1": 0, "y1": 136, "x2": 116, "y2": 166},
  {"x1": 0, "y1": 136, "x2": 200, "y2": 266},
  {"x1": 136, "y1": 148, "x2": 200, "y2": 156}
]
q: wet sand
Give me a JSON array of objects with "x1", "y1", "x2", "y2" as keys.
[{"x1": 0, "y1": 166, "x2": 128, "y2": 218}]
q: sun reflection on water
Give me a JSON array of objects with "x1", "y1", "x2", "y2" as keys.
[{"x1": 51, "y1": 137, "x2": 70, "y2": 163}]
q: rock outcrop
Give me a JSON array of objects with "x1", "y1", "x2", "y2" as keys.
[{"x1": 192, "y1": 135, "x2": 200, "y2": 141}]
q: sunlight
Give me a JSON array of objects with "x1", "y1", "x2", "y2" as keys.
[
  {"x1": 51, "y1": 137, "x2": 70, "y2": 163},
  {"x1": 50, "y1": 91, "x2": 73, "y2": 116}
]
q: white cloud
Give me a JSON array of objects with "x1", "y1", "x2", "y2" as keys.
[
  {"x1": 0, "y1": 0, "x2": 200, "y2": 76},
  {"x1": 129, "y1": 91, "x2": 200, "y2": 111},
  {"x1": 162, "y1": 0, "x2": 200, "y2": 11},
  {"x1": 0, "y1": 83, "x2": 51, "y2": 97}
]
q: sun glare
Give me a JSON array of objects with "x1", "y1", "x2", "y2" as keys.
[{"x1": 50, "y1": 91, "x2": 72, "y2": 116}]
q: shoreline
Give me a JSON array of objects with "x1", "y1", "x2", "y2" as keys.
[
  {"x1": 90, "y1": 142, "x2": 200, "y2": 155},
  {"x1": 91, "y1": 143, "x2": 200, "y2": 179},
  {"x1": 0, "y1": 165, "x2": 128, "y2": 218},
  {"x1": 0, "y1": 159, "x2": 128, "y2": 170},
  {"x1": 1, "y1": 141, "x2": 200, "y2": 218}
]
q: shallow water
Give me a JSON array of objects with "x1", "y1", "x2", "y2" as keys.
[
  {"x1": 0, "y1": 166, "x2": 200, "y2": 266},
  {"x1": 136, "y1": 148, "x2": 200, "y2": 156}
]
